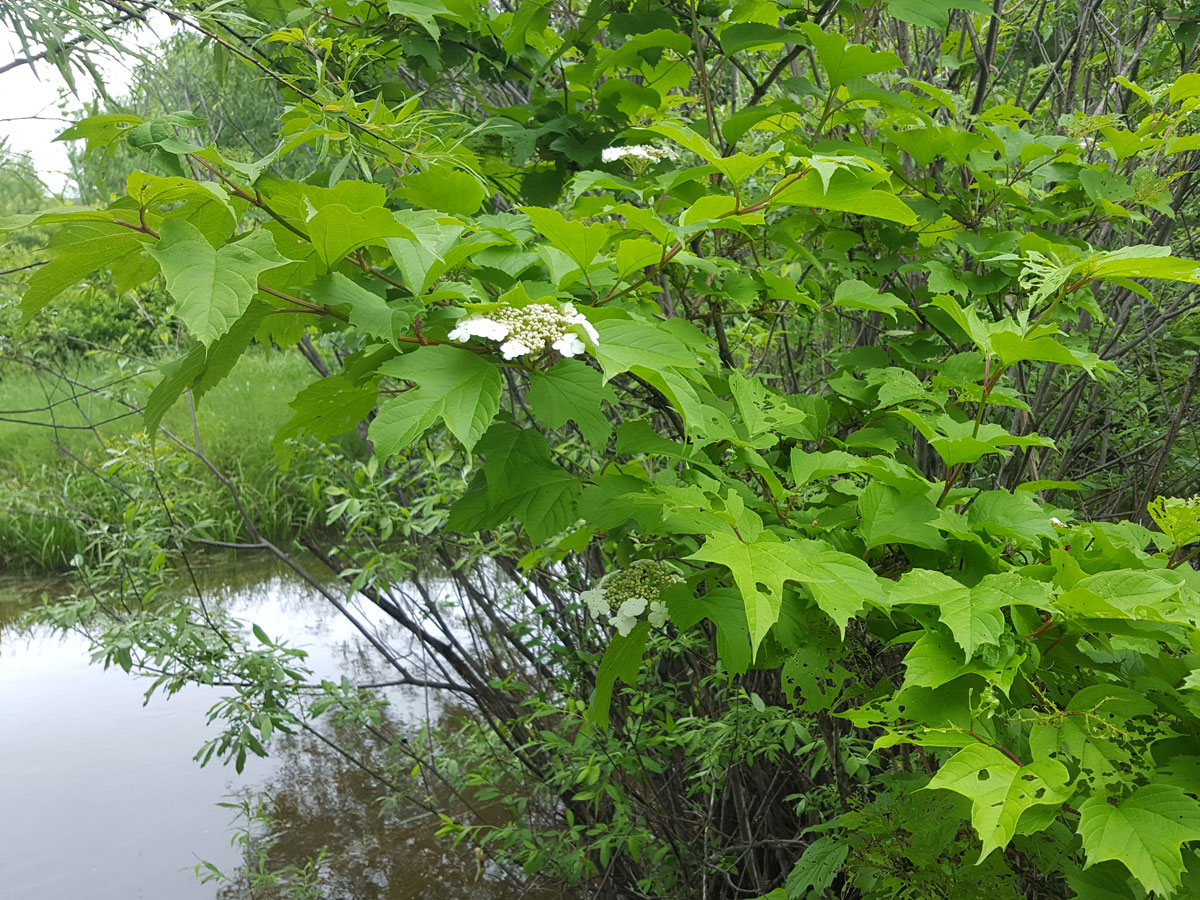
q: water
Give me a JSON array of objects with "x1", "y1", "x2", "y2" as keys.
[{"x1": 0, "y1": 555, "x2": 534, "y2": 900}]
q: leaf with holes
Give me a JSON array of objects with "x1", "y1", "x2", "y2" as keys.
[{"x1": 925, "y1": 744, "x2": 1073, "y2": 861}]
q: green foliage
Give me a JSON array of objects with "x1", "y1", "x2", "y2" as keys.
[{"x1": 9, "y1": 0, "x2": 1200, "y2": 897}]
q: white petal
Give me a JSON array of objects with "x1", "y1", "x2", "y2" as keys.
[
  {"x1": 618, "y1": 596, "x2": 648, "y2": 617},
  {"x1": 612, "y1": 614, "x2": 635, "y2": 636},
  {"x1": 648, "y1": 601, "x2": 668, "y2": 628},
  {"x1": 553, "y1": 334, "x2": 586, "y2": 357},
  {"x1": 481, "y1": 321, "x2": 510, "y2": 340},
  {"x1": 581, "y1": 588, "x2": 608, "y2": 617},
  {"x1": 500, "y1": 339, "x2": 532, "y2": 360}
]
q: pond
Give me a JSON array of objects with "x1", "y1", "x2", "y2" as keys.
[{"x1": 0, "y1": 554, "x2": 538, "y2": 900}]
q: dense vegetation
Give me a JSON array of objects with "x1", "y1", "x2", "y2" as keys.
[{"x1": 4, "y1": 0, "x2": 1200, "y2": 897}]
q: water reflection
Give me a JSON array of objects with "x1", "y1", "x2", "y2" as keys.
[{"x1": 0, "y1": 554, "x2": 551, "y2": 900}]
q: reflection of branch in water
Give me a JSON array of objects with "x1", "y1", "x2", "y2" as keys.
[{"x1": 213, "y1": 704, "x2": 553, "y2": 900}]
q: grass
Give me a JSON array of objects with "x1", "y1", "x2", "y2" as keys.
[{"x1": 0, "y1": 348, "x2": 351, "y2": 574}]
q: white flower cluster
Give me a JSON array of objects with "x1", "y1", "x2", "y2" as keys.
[
  {"x1": 447, "y1": 302, "x2": 599, "y2": 360},
  {"x1": 601, "y1": 144, "x2": 674, "y2": 164},
  {"x1": 580, "y1": 559, "x2": 682, "y2": 636}
]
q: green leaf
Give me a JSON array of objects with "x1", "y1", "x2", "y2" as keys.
[
  {"x1": 144, "y1": 345, "x2": 205, "y2": 435},
  {"x1": 773, "y1": 168, "x2": 916, "y2": 225},
  {"x1": 385, "y1": 0, "x2": 453, "y2": 40},
  {"x1": 306, "y1": 204, "x2": 413, "y2": 269},
  {"x1": 689, "y1": 535, "x2": 882, "y2": 655},
  {"x1": 144, "y1": 301, "x2": 273, "y2": 434},
  {"x1": 718, "y1": 22, "x2": 796, "y2": 54},
  {"x1": 1066, "y1": 863, "x2": 1145, "y2": 900},
  {"x1": 1089, "y1": 247, "x2": 1200, "y2": 287},
  {"x1": 307, "y1": 274, "x2": 416, "y2": 345},
  {"x1": 1148, "y1": 496, "x2": 1200, "y2": 548},
  {"x1": 126, "y1": 170, "x2": 236, "y2": 244},
  {"x1": 385, "y1": 210, "x2": 468, "y2": 295},
  {"x1": 450, "y1": 424, "x2": 580, "y2": 544},
  {"x1": 592, "y1": 317, "x2": 702, "y2": 382},
  {"x1": 858, "y1": 482, "x2": 946, "y2": 551},
  {"x1": 1029, "y1": 686, "x2": 1156, "y2": 790},
  {"x1": 586, "y1": 621, "x2": 651, "y2": 728},
  {"x1": 989, "y1": 330, "x2": 1105, "y2": 373},
  {"x1": 1169, "y1": 73, "x2": 1200, "y2": 105},
  {"x1": 614, "y1": 238, "x2": 667, "y2": 280},
  {"x1": 644, "y1": 121, "x2": 721, "y2": 164},
  {"x1": 785, "y1": 837, "x2": 847, "y2": 899},
  {"x1": 21, "y1": 222, "x2": 151, "y2": 323},
  {"x1": 833, "y1": 280, "x2": 910, "y2": 319},
  {"x1": 664, "y1": 585, "x2": 751, "y2": 677},
  {"x1": 55, "y1": 113, "x2": 143, "y2": 156},
  {"x1": 520, "y1": 206, "x2": 610, "y2": 271},
  {"x1": 781, "y1": 625, "x2": 855, "y2": 712},
  {"x1": 1079, "y1": 786, "x2": 1200, "y2": 897},
  {"x1": 275, "y1": 372, "x2": 382, "y2": 450},
  {"x1": 886, "y1": 0, "x2": 993, "y2": 30},
  {"x1": 395, "y1": 164, "x2": 486, "y2": 216},
  {"x1": 901, "y1": 631, "x2": 1024, "y2": 692},
  {"x1": 890, "y1": 569, "x2": 1007, "y2": 659},
  {"x1": 688, "y1": 534, "x2": 810, "y2": 657},
  {"x1": 527, "y1": 359, "x2": 616, "y2": 446},
  {"x1": 925, "y1": 744, "x2": 1073, "y2": 861},
  {"x1": 370, "y1": 346, "x2": 502, "y2": 454},
  {"x1": 0, "y1": 206, "x2": 113, "y2": 232},
  {"x1": 148, "y1": 220, "x2": 288, "y2": 345},
  {"x1": 967, "y1": 490, "x2": 1056, "y2": 545},
  {"x1": 799, "y1": 23, "x2": 904, "y2": 86}
]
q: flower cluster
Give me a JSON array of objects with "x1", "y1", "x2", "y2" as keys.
[
  {"x1": 447, "y1": 302, "x2": 599, "y2": 360},
  {"x1": 601, "y1": 144, "x2": 674, "y2": 164},
  {"x1": 579, "y1": 559, "x2": 682, "y2": 636}
]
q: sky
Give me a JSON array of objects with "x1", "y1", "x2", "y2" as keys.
[{"x1": 0, "y1": 16, "x2": 173, "y2": 193}]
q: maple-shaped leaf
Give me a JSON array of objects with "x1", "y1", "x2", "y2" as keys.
[
  {"x1": 369, "y1": 345, "x2": 502, "y2": 455},
  {"x1": 689, "y1": 535, "x2": 883, "y2": 655},
  {"x1": 890, "y1": 569, "x2": 1012, "y2": 659},
  {"x1": 689, "y1": 534, "x2": 813, "y2": 656},
  {"x1": 148, "y1": 220, "x2": 288, "y2": 345},
  {"x1": 1029, "y1": 685, "x2": 1156, "y2": 791},
  {"x1": 926, "y1": 744, "x2": 1073, "y2": 861},
  {"x1": 1079, "y1": 785, "x2": 1200, "y2": 897}
]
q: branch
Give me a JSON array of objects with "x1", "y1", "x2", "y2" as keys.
[{"x1": 0, "y1": 11, "x2": 141, "y2": 77}]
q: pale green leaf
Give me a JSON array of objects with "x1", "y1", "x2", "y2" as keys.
[
  {"x1": 21, "y1": 222, "x2": 151, "y2": 323},
  {"x1": 371, "y1": 346, "x2": 502, "y2": 454},
  {"x1": 858, "y1": 482, "x2": 946, "y2": 550},
  {"x1": 926, "y1": 744, "x2": 1072, "y2": 861},
  {"x1": 592, "y1": 317, "x2": 702, "y2": 382},
  {"x1": 521, "y1": 206, "x2": 610, "y2": 270},
  {"x1": 148, "y1": 220, "x2": 288, "y2": 345},
  {"x1": 306, "y1": 204, "x2": 413, "y2": 269},
  {"x1": 1079, "y1": 786, "x2": 1200, "y2": 897}
]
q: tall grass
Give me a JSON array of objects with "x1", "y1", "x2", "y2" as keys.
[{"x1": 0, "y1": 349, "x2": 350, "y2": 574}]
